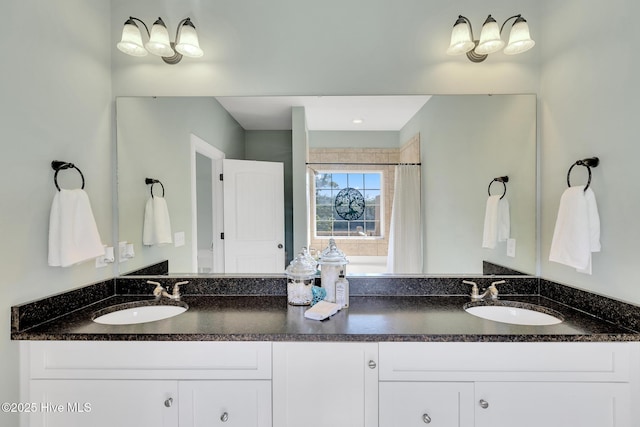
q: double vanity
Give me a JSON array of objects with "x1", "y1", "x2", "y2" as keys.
[{"x1": 12, "y1": 274, "x2": 640, "y2": 427}]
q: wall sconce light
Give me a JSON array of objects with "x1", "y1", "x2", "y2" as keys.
[
  {"x1": 447, "y1": 14, "x2": 535, "y2": 63},
  {"x1": 117, "y1": 16, "x2": 204, "y2": 64}
]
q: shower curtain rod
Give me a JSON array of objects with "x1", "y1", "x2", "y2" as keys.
[{"x1": 306, "y1": 162, "x2": 421, "y2": 166}]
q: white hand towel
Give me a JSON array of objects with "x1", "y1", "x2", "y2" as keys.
[
  {"x1": 48, "y1": 189, "x2": 104, "y2": 267},
  {"x1": 497, "y1": 197, "x2": 510, "y2": 243},
  {"x1": 143, "y1": 196, "x2": 173, "y2": 246},
  {"x1": 549, "y1": 186, "x2": 600, "y2": 274},
  {"x1": 482, "y1": 196, "x2": 510, "y2": 249},
  {"x1": 304, "y1": 300, "x2": 341, "y2": 321}
]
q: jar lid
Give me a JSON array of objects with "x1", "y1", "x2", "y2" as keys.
[
  {"x1": 318, "y1": 239, "x2": 348, "y2": 265},
  {"x1": 301, "y1": 246, "x2": 317, "y2": 268},
  {"x1": 285, "y1": 252, "x2": 317, "y2": 278}
]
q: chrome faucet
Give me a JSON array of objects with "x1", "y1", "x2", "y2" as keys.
[
  {"x1": 463, "y1": 280, "x2": 506, "y2": 301},
  {"x1": 147, "y1": 280, "x2": 189, "y2": 301}
]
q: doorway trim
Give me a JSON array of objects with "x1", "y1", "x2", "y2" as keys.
[{"x1": 190, "y1": 133, "x2": 225, "y2": 273}]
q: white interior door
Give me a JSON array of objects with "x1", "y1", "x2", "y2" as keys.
[{"x1": 223, "y1": 159, "x2": 285, "y2": 273}]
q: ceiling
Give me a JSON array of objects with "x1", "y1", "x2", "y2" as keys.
[{"x1": 215, "y1": 95, "x2": 432, "y2": 131}]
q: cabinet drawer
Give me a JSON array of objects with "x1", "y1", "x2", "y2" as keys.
[
  {"x1": 179, "y1": 380, "x2": 272, "y2": 427},
  {"x1": 475, "y1": 382, "x2": 631, "y2": 427},
  {"x1": 26, "y1": 341, "x2": 272, "y2": 380},
  {"x1": 379, "y1": 342, "x2": 632, "y2": 382},
  {"x1": 380, "y1": 382, "x2": 474, "y2": 427}
]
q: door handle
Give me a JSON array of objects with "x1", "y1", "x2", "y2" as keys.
[{"x1": 278, "y1": 244, "x2": 283, "y2": 249}]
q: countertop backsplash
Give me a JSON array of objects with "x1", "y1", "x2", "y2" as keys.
[{"x1": 11, "y1": 272, "x2": 640, "y2": 338}]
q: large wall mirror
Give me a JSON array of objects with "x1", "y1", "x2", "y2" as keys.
[{"x1": 116, "y1": 95, "x2": 536, "y2": 277}]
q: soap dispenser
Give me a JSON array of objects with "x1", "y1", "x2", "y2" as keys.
[{"x1": 335, "y1": 270, "x2": 349, "y2": 309}]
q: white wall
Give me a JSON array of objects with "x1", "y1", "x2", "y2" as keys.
[
  {"x1": 116, "y1": 97, "x2": 245, "y2": 273},
  {"x1": 538, "y1": 0, "x2": 640, "y2": 304},
  {"x1": 110, "y1": 0, "x2": 539, "y2": 96},
  {"x1": 0, "y1": 0, "x2": 113, "y2": 418},
  {"x1": 400, "y1": 95, "x2": 537, "y2": 274},
  {"x1": 292, "y1": 107, "x2": 310, "y2": 253}
]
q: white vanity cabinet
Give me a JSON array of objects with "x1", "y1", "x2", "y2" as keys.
[
  {"x1": 21, "y1": 341, "x2": 272, "y2": 427},
  {"x1": 20, "y1": 340, "x2": 639, "y2": 427},
  {"x1": 272, "y1": 342, "x2": 379, "y2": 427},
  {"x1": 379, "y1": 342, "x2": 637, "y2": 427}
]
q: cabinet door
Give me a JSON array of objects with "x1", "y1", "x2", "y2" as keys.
[
  {"x1": 179, "y1": 380, "x2": 272, "y2": 427},
  {"x1": 379, "y1": 382, "x2": 474, "y2": 427},
  {"x1": 475, "y1": 382, "x2": 631, "y2": 427},
  {"x1": 273, "y1": 342, "x2": 378, "y2": 427},
  {"x1": 28, "y1": 380, "x2": 177, "y2": 427}
]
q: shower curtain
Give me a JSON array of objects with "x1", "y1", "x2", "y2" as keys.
[{"x1": 387, "y1": 165, "x2": 423, "y2": 273}]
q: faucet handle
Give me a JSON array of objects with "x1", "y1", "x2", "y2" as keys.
[
  {"x1": 147, "y1": 280, "x2": 165, "y2": 297},
  {"x1": 173, "y1": 281, "x2": 189, "y2": 296},
  {"x1": 462, "y1": 280, "x2": 479, "y2": 298},
  {"x1": 487, "y1": 280, "x2": 506, "y2": 300}
]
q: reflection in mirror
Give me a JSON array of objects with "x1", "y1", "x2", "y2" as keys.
[{"x1": 116, "y1": 95, "x2": 536, "y2": 277}]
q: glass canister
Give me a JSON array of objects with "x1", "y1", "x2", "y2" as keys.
[
  {"x1": 318, "y1": 239, "x2": 348, "y2": 303},
  {"x1": 285, "y1": 252, "x2": 317, "y2": 305},
  {"x1": 301, "y1": 246, "x2": 318, "y2": 272}
]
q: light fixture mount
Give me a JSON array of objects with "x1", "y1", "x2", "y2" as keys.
[
  {"x1": 162, "y1": 43, "x2": 183, "y2": 65},
  {"x1": 446, "y1": 13, "x2": 534, "y2": 63},
  {"x1": 465, "y1": 41, "x2": 488, "y2": 63}
]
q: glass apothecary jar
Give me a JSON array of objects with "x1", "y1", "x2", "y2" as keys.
[
  {"x1": 318, "y1": 239, "x2": 348, "y2": 303},
  {"x1": 285, "y1": 252, "x2": 317, "y2": 306}
]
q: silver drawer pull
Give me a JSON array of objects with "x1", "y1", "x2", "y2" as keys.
[
  {"x1": 368, "y1": 360, "x2": 377, "y2": 369},
  {"x1": 479, "y1": 399, "x2": 489, "y2": 409},
  {"x1": 422, "y1": 413, "x2": 432, "y2": 423},
  {"x1": 220, "y1": 412, "x2": 229, "y2": 422},
  {"x1": 164, "y1": 397, "x2": 173, "y2": 408}
]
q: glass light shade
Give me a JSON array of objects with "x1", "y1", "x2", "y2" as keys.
[
  {"x1": 475, "y1": 16, "x2": 505, "y2": 55},
  {"x1": 175, "y1": 21, "x2": 204, "y2": 58},
  {"x1": 446, "y1": 20, "x2": 475, "y2": 55},
  {"x1": 145, "y1": 18, "x2": 174, "y2": 57},
  {"x1": 117, "y1": 22, "x2": 147, "y2": 57},
  {"x1": 503, "y1": 19, "x2": 535, "y2": 55},
  {"x1": 176, "y1": 19, "x2": 204, "y2": 58}
]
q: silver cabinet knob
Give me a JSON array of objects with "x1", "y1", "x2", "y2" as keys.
[
  {"x1": 422, "y1": 413, "x2": 432, "y2": 423},
  {"x1": 164, "y1": 397, "x2": 173, "y2": 408},
  {"x1": 368, "y1": 360, "x2": 377, "y2": 369},
  {"x1": 220, "y1": 412, "x2": 229, "y2": 422},
  {"x1": 479, "y1": 399, "x2": 489, "y2": 409}
]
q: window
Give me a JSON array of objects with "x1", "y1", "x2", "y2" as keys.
[{"x1": 314, "y1": 171, "x2": 383, "y2": 238}]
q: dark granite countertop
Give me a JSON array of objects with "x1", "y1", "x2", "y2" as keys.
[{"x1": 11, "y1": 294, "x2": 639, "y2": 342}]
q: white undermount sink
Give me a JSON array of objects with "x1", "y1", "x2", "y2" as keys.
[
  {"x1": 464, "y1": 303, "x2": 563, "y2": 326},
  {"x1": 93, "y1": 303, "x2": 187, "y2": 325}
]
